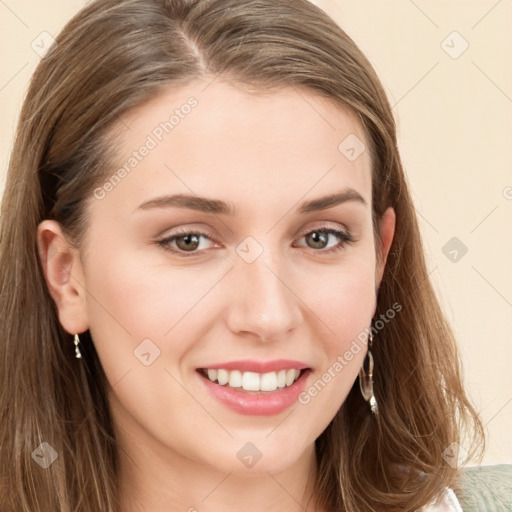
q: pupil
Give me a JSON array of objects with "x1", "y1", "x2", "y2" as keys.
[
  {"x1": 178, "y1": 234, "x2": 199, "y2": 251},
  {"x1": 309, "y1": 231, "x2": 327, "y2": 248}
]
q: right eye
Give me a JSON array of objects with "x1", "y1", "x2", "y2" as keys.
[{"x1": 157, "y1": 229, "x2": 217, "y2": 257}]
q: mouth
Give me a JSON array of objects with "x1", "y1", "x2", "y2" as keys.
[
  {"x1": 196, "y1": 367, "x2": 310, "y2": 395},
  {"x1": 196, "y1": 366, "x2": 313, "y2": 416}
]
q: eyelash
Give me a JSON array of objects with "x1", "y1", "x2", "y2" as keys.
[{"x1": 156, "y1": 225, "x2": 354, "y2": 258}]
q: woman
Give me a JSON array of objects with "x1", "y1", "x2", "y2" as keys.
[{"x1": 0, "y1": 0, "x2": 484, "y2": 510}]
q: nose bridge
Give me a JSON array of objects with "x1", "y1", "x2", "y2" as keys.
[{"x1": 227, "y1": 236, "x2": 302, "y2": 340}]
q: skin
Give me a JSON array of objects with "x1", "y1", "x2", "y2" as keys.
[{"x1": 38, "y1": 78, "x2": 395, "y2": 512}]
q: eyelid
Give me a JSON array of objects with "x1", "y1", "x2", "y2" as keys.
[
  {"x1": 159, "y1": 220, "x2": 350, "y2": 239},
  {"x1": 157, "y1": 224, "x2": 218, "y2": 242},
  {"x1": 156, "y1": 221, "x2": 355, "y2": 256},
  {"x1": 297, "y1": 221, "x2": 350, "y2": 237}
]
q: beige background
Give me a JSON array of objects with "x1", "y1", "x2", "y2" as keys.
[{"x1": 1, "y1": 0, "x2": 511, "y2": 466}]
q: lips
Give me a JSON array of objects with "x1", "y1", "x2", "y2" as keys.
[
  {"x1": 197, "y1": 367, "x2": 312, "y2": 416},
  {"x1": 197, "y1": 359, "x2": 310, "y2": 373}
]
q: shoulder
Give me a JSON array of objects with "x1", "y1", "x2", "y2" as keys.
[{"x1": 422, "y1": 487, "x2": 463, "y2": 512}]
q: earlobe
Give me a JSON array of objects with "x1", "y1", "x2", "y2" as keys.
[
  {"x1": 36, "y1": 220, "x2": 89, "y2": 334},
  {"x1": 375, "y1": 207, "x2": 396, "y2": 289}
]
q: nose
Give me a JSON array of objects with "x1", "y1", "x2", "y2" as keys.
[{"x1": 225, "y1": 244, "x2": 303, "y2": 342}]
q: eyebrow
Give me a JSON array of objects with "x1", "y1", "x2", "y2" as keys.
[{"x1": 134, "y1": 188, "x2": 367, "y2": 216}]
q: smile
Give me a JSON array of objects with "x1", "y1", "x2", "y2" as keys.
[
  {"x1": 199, "y1": 368, "x2": 302, "y2": 392},
  {"x1": 197, "y1": 367, "x2": 312, "y2": 416}
]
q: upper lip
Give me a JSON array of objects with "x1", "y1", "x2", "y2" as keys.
[{"x1": 197, "y1": 359, "x2": 310, "y2": 373}]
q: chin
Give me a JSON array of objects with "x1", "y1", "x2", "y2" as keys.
[{"x1": 204, "y1": 438, "x2": 311, "y2": 476}]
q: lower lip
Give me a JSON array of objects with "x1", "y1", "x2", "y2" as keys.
[{"x1": 197, "y1": 369, "x2": 311, "y2": 416}]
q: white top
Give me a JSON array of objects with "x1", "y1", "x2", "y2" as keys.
[{"x1": 422, "y1": 487, "x2": 463, "y2": 512}]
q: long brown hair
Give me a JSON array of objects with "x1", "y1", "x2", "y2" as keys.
[{"x1": 0, "y1": 0, "x2": 484, "y2": 510}]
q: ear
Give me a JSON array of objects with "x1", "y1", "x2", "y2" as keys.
[
  {"x1": 37, "y1": 220, "x2": 89, "y2": 335},
  {"x1": 375, "y1": 207, "x2": 396, "y2": 290}
]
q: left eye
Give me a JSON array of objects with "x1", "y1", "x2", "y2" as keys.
[
  {"x1": 295, "y1": 228, "x2": 354, "y2": 253},
  {"x1": 157, "y1": 227, "x2": 354, "y2": 257}
]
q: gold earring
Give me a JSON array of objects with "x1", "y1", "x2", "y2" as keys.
[
  {"x1": 74, "y1": 333, "x2": 82, "y2": 359},
  {"x1": 359, "y1": 329, "x2": 378, "y2": 415}
]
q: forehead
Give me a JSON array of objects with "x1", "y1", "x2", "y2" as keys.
[{"x1": 91, "y1": 79, "x2": 372, "y2": 217}]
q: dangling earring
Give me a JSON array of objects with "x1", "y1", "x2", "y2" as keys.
[
  {"x1": 73, "y1": 333, "x2": 82, "y2": 359},
  {"x1": 359, "y1": 329, "x2": 378, "y2": 415}
]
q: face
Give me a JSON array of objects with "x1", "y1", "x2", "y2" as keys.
[{"x1": 38, "y1": 79, "x2": 395, "y2": 483}]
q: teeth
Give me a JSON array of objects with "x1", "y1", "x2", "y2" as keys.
[
  {"x1": 228, "y1": 370, "x2": 242, "y2": 388},
  {"x1": 285, "y1": 369, "x2": 297, "y2": 386},
  {"x1": 217, "y1": 369, "x2": 228, "y2": 385},
  {"x1": 202, "y1": 368, "x2": 302, "y2": 391},
  {"x1": 261, "y1": 371, "x2": 277, "y2": 391},
  {"x1": 242, "y1": 371, "x2": 260, "y2": 391},
  {"x1": 276, "y1": 369, "x2": 286, "y2": 388}
]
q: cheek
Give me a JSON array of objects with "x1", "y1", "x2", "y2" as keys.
[
  {"x1": 294, "y1": 257, "x2": 375, "y2": 418},
  {"x1": 80, "y1": 247, "x2": 168, "y2": 383},
  {"x1": 304, "y1": 252, "x2": 376, "y2": 341},
  {"x1": 83, "y1": 243, "x2": 192, "y2": 335},
  {"x1": 81, "y1": 244, "x2": 220, "y2": 382}
]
